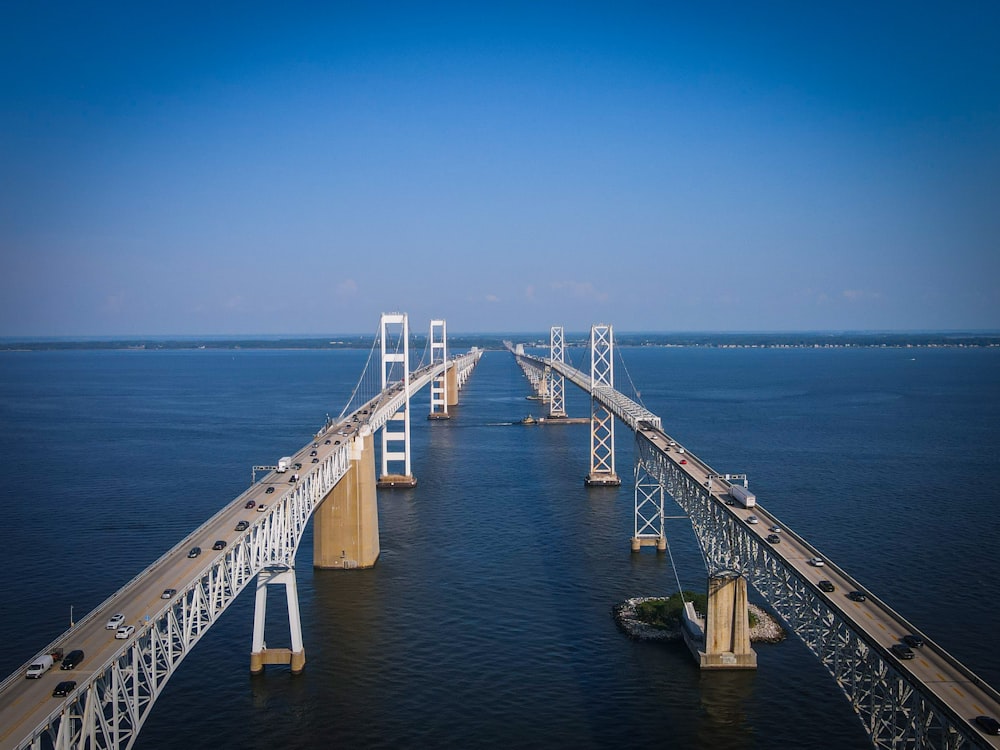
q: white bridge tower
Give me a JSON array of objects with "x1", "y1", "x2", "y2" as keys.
[
  {"x1": 585, "y1": 323, "x2": 621, "y2": 486},
  {"x1": 377, "y1": 312, "x2": 416, "y2": 487}
]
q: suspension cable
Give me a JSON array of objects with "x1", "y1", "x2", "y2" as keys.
[{"x1": 337, "y1": 322, "x2": 382, "y2": 421}]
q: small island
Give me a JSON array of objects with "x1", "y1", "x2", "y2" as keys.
[{"x1": 614, "y1": 592, "x2": 786, "y2": 644}]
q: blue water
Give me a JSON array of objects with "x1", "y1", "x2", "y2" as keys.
[{"x1": 1, "y1": 346, "x2": 998, "y2": 749}]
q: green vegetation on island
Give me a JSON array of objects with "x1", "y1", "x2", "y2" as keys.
[{"x1": 633, "y1": 592, "x2": 758, "y2": 630}]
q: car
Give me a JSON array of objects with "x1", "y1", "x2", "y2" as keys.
[
  {"x1": 325, "y1": 439, "x2": 331, "y2": 444},
  {"x1": 746, "y1": 515, "x2": 759, "y2": 524},
  {"x1": 245, "y1": 500, "x2": 256, "y2": 509},
  {"x1": 808, "y1": 557, "x2": 825, "y2": 567},
  {"x1": 975, "y1": 715, "x2": 1000, "y2": 736},
  {"x1": 312, "y1": 458, "x2": 319, "y2": 463},
  {"x1": 187, "y1": 547, "x2": 201, "y2": 558},
  {"x1": 818, "y1": 580, "x2": 835, "y2": 593},
  {"x1": 115, "y1": 625, "x2": 135, "y2": 640},
  {"x1": 310, "y1": 450, "x2": 318, "y2": 456},
  {"x1": 161, "y1": 588, "x2": 177, "y2": 599},
  {"x1": 766, "y1": 534, "x2": 780, "y2": 544},
  {"x1": 61, "y1": 650, "x2": 84, "y2": 670},
  {"x1": 294, "y1": 463, "x2": 302, "y2": 470},
  {"x1": 265, "y1": 486, "x2": 275, "y2": 494},
  {"x1": 313, "y1": 442, "x2": 319, "y2": 448},
  {"x1": 679, "y1": 459, "x2": 687, "y2": 465},
  {"x1": 105, "y1": 613, "x2": 125, "y2": 630},
  {"x1": 902, "y1": 634, "x2": 925, "y2": 648},
  {"x1": 212, "y1": 540, "x2": 226, "y2": 550},
  {"x1": 256, "y1": 504, "x2": 267, "y2": 513},
  {"x1": 847, "y1": 591, "x2": 867, "y2": 602},
  {"x1": 51, "y1": 680, "x2": 76, "y2": 697},
  {"x1": 891, "y1": 643, "x2": 915, "y2": 660},
  {"x1": 236, "y1": 520, "x2": 250, "y2": 530}
]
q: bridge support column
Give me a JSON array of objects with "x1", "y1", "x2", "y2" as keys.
[
  {"x1": 446, "y1": 365, "x2": 459, "y2": 408},
  {"x1": 548, "y1": 326, "x2": 566, "y2": 418},
  {"x1": 313, "y1": 427, "x2": 381, "y2": 569},
  {"x1": 631, "y1": 461, "x2": 666, "y2": 551},
  {"x1": 378, "y1": 312, "x2": 417, "y2": 487},
  {"x1": 250, "y1": 566, "x2": 306, "y2": 674},
  {"x1": 695, "y1": 571, "x2": 757, "y2": 670}
]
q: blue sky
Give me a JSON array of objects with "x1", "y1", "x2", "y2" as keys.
[{"x1": 2, "y1": 2, "x2": 998, "y2": 336}]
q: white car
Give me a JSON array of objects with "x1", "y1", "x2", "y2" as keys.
[
  {"x1": 115, "y1": 625, "x2": 135, "y2": 640},
  {"x1": 747, "y1": 515, "x2": 759, "y2": 524},
  {"x1": 808, "y1": 557, "x2": 825, "y2": 567},
  {"x1": 257, "y1": 503, "x2": 268, "y2": 512},
  {"x1": 769, "y1": 525, "x2": 782, "y2": 533},
  {"x1": 105, "y1": 613, "x2": 125, "y2": 630}
]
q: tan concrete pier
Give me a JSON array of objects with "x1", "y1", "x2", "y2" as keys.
[{"x1": 313, "y1": 427, "x2": 380, "y2": 569}]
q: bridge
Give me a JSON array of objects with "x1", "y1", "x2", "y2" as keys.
[
  {"x1": 2, "y1": 320, "x2": 999, "y2": 749},
  {"x1": 0, "y1": 313, "x2": 481, "y2": 750}
]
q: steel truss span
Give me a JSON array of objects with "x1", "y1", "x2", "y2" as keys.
[
  {"x1": 7, "y1": 349, "x2": 483, "y2": 750},
  {"x1": 635, "y1": 434, "x2": 990, "y2": 750}
]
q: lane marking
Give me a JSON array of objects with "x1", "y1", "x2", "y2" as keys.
[{"x1": 951, "y1": 686, "x2": 965, "y2": 698}]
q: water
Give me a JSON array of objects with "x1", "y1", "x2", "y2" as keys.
[{"x1": 1, "y1": 346, "x2": 998, "y2": 748}]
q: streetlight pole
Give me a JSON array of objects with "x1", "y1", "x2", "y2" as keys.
[{"x1": 70, "y1": 605, "x2": 74, "y2": 628}]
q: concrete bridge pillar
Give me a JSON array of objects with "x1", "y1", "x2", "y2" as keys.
[
  {"x1": 446, "y1": 365, "x2": 459, "y2": 407},
  {"x1": 701, "y1": 571, "x2": 757, "y2": 669},
  {"x1": 313, "y1": 427, "x2": 380, "y2": 569}
]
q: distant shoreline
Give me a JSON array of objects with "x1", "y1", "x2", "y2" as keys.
[{"x1": 2, "y1": 331, "x2": 999, "y2": 352}]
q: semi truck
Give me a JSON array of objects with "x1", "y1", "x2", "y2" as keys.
[
  {"x1": 276, "y1": 457, "x2": 292, "y2": 473},
  {"x1": 729, "y1": 485, "x2": 756, "y2": 508}
]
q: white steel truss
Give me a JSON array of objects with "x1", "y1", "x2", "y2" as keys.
[
  {"x1": 633, "y1": 433, "x2": 987, "y2": 750},
  {"x1": 548, "y1": 326, "x2": 566, "y2": 417},
  {"x1": 379, "y1": 313, "x2": 412, "y2": 479},
  {"x1": 633, "y1": 461, "x2": 665, "y2": 543},
  {"x1": 587, "y1": 324, "x2": 618, "y2": 483},
  {"x1": 429, "y1": 319, "x2": 448, "y2": 418}
]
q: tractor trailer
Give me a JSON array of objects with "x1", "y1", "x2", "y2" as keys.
[{"x1": 729, "y1": 485, "x2": 756, "y2": 508}]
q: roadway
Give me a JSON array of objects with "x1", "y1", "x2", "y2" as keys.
[{"x1": 638, "y1": 424, "x2": 1000, "y2": 748}]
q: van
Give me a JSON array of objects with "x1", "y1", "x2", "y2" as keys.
[
  {"x1": 61, "y1": 650, "x2": 84, "y2": 670},
  {"x1": 26, "y1": 654, "x2": 54, "y2": 679}
]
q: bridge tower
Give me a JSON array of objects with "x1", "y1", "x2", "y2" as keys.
[
  {"x1": 548, "y1": 326, "x2": 566, "y2": 418},
  {"x1": 378, "y1": 313, "x2": 417, "y2": 487},
  {"x1": 250, "y1": 565, "x2": 306, "y2": 674},
  {"x1": 585, "y1": 324, "x2": 620, "y2": 486},
  {"x1": 428, "y1": 319, "x2": 451, "y2": 420}
]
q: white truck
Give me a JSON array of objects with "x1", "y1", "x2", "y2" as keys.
[
  {"x1": 26, "y1": 654, "x2": 54, "y2": 679},
  {"x1": 276, "y1": 457, "x2": 292, "y2": 473},
  {"x1": 729, "y1": 485, "x2": 756, "y2": 508}
]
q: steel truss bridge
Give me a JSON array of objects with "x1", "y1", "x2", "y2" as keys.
[
  {"x1": 0, "y1": 314, "x2": 481, "y2": 750},
  {"x1": 512, "y1": 325, "x2": 1000, "y2": 750}
]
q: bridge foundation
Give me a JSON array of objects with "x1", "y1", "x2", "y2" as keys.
[
  {"x1": 682, "y1": 571, "x2": 757, "y2": 670},
  {"x1": 250, "y1": 566, "x2": 306, "y2": 674},
  {"x1": 313, "y1": 427, "x2": 381, "y2": 569}
]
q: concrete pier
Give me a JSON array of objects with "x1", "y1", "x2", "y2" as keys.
[
  {"x1": 681, "y1": 572, "x2": 757, "y2": 670},
  {"x1": 313, "y1": 428, "x2": 380, "y2": 569}
]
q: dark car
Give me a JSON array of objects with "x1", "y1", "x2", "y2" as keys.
[
  {"x1": 51, "y1": 680, "x2": 76, "y2": 697},
  {"x1": 265, "y1": 486, "x2": 275, "y2": 494},
  {"x1": 235, "y1": 521, "x2": 249, "y2": 531},
  {"x1": 902, "y1": 634, "x2": 925, "y2": 648},
  {"x1": 312, "y1": 458, "x2": 319, "y2": 463},
  {"x1": 310, "y1": 450, "x2": 318, "y2": 456},
  {"x1": 325, "y1": 439, "x2": 331, "y2": 444},
  {"x1": 818, "y1": 580, "x2": 835, "y2": 593},
  {"x1": 212, "y1": 540, "x2": 227, "y2": 550},
  {"x1": 891, "y1": 643, "x2": 915, "y2": 660},
  {"x1": 245, "y1": 500, "x2": 256, "y2": 509},
  {"x1": 766, "y1": 534, "x2": 780, "y2": 544},
  {"x1": 847, "y1": 591, "x2": 867, "y2": 602},
  {"x1": 187, "y1": 547, "x2": 201, "y2": 558},
  {"x1": 975, "y1": 715, "x2": 1000, "y2": 736},
  {"x1": 60, "y1": 650, "x2": 84, "y2": 670}
]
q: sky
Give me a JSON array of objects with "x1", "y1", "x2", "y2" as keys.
[{"x1": 1, "y1": 1, "x2": 998, "y2": 336}]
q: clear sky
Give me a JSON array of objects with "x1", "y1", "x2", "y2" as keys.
[{"x1": 2, "y1": 2, "x2": 998, "y2": 336}]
